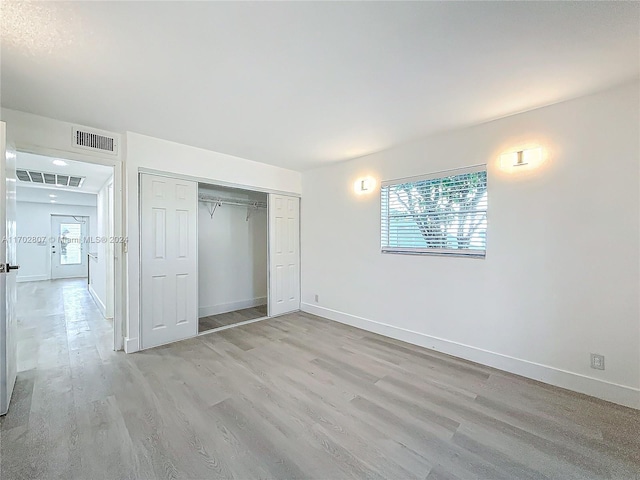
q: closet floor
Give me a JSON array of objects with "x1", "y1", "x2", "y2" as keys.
[{"x1": 199, "y1": 305, "x2": 268, "y2": 333}]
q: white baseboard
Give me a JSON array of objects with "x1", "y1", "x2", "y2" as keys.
[
  {"x1": 301, "y1": 303, "x2": 640, "y2": 410},
  {"x1": 17, "y1": 274, "x2": 49, "y2": 283},
  {"x1": 88, "y1": 284, "x2": 107, "y2": 318},
  {"x1": 124, "y1": 337, "x2": 139, "y2": 353},
  {"x1": 199, "y1": 297, "x2": 267, "y2": 318}
]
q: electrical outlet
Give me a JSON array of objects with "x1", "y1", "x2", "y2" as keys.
[
  {"x1": 314, "y1": 294, "x2": 319, "y2": 303},
  {"x1": 590, "y1": 353, "x2": 605, "y2": 370}
]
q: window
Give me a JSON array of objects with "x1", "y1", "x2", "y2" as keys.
[
  {"x1": 59, "y1": 223, "x2": 83, "y2": 265},
  {"x1": 381, "y1": 165, "x2": 487, "y2": 257}
]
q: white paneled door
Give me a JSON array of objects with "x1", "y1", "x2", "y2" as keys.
[
  {"x1": 140, "y1": 174, "x2": 197, "y2": 349},
  {"x1": 269, "y1": 194, "x2": 300, "y2": 316},
  {"x1": 1, "y1": 122, "x2": 18, "y2": 415}
]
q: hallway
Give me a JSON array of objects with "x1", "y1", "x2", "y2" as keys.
[
  {"x1": 15, "y1": 279, "x2": 114, "y2": 372},
  {"x1": 1, "y1": 279, "x2": 116, "y2": 478}
]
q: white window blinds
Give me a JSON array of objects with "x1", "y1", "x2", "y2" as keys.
[{"x1": 381, "y1": 165, "x2": 487, "y2": 257}]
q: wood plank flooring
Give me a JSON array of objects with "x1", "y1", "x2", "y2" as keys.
[
  {"x1": 1, "y1": 279, "x2": 639, "y2": 479},
  {"x1": 199, "y1": 305, "x2": 268, "y2": 333}
]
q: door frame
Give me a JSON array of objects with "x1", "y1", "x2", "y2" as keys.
[
  {"x1": 137, "y1": 168, "x2": 301, "y2": 348},
  {"x1": 13, "y1": 146, "x2": 125, "y2": 351}
]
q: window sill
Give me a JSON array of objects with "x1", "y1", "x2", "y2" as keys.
[{"x1": 381, "y1": 248, "x2": 485, "y2": 259}]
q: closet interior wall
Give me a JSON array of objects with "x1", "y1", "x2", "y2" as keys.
[{"x1": 197, "y1": 183, "x2": 268, "y2": 332}]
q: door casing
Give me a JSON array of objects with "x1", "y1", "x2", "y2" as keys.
[{"x1": 11, "y1": 145, "x2": 124, "y2": 352}]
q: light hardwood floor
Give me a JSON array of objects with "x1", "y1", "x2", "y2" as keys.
[
  {"x1": 199, "y1": 305, "x2": 268, "y2": 333},
  {"x1": 1, "y1": 279, "x2": 639, "y2": 479}
]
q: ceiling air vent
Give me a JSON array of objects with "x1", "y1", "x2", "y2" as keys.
[
  {"x1": 72, "y1": 126, "x2": 119, "y2": 156},
  {"x1": 16, "y1": 170, "x2": 85, "y2": 188},
  {"x1": 16, "y1": 170, "x2": 31, "y2": 182}
]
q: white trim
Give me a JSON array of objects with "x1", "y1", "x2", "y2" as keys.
[
  {"x1": 124, "y1": 337, "x2": 139, "y2": 353},
  {"x1": 12, "y1": 143, "x2": 121, "y2": 164},
  {"x1": 16, "y1": 274, "x2": 49, "y2": 283},
  {"x1": 381, "y1": 248, "x2": 485, "y2": 258},
  {"x1": 138, "y1": 167, "x2": 301, "y2": 198},
  {"x1": 88, "y1": 284, "x2": 107, "y2": 318},
  {"x1": 199, "y1": 297, "x2": 267, "y2": 318},
  {"x1": 301, "y1": 303, "x2": 640, "y2": 410}
]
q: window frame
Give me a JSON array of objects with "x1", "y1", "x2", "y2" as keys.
[{"x1": 380, "y1": 164, "x2": 488, "y2": 258}]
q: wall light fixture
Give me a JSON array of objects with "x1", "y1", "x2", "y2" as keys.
[
  {"x1": 500, "y1": 147, "x2": 542, "y2": 168},
  {"x1": 354, "y1": 177, "x2": 376, "y2": 194}
]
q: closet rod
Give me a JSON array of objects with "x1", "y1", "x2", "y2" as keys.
[{"x1": 198, "y1": 194, "x2": 267, "y2": 209}]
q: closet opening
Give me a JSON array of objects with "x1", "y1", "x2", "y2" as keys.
[{"x1": 197, "y1": 183, "x2": 268, "y2": 334}]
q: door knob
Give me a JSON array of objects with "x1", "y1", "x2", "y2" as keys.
[{"x1": 0, "y1": 264, "x2": 19, "y2": 273}]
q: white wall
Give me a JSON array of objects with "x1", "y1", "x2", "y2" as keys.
[
  {"x1": 198, "y1": 186, "x2": 267, "y2": 317},
  {"x1": 125, "y1": 132, "x2": 302, "y2": 352},
  {"x1": 301, "y1": 82, "x2": 640, "y2": 409},
  {"x1": 16, "y1": 201, "x2": 97, "y2": 282}
]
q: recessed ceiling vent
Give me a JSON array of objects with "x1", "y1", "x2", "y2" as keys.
[
  {"x1": 16, "y1": 170, "x2": 85, "y2": 188},
  {"x1": 72, "y1": 126, "x2": 119, "y2": 155}
]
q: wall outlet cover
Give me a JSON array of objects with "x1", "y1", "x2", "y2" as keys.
[{"x1": 590, "y1": 353, "x2": 605, "y2": 370}]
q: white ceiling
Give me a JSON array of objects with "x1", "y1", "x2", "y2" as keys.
[
  {"x1": 17, "y1": 186, "x2": 97, "y2": 207},
  {"x1": 16, "y1": 151, "x2": 113, "y2": 194},
  {"x1": 1, "y1": 2, "x2": 638, "y2": 171}
]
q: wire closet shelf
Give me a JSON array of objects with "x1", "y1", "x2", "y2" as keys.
[{"x1": 198, "y1": 193, "x2": 268, "y2": 219}]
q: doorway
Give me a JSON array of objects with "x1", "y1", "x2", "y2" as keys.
[
  {"x1": 13, "y1": 152, "x2": 117, "y2": 367},
  {"x1": 1, "y1": 126, "x2": 123, "y2": 416}
]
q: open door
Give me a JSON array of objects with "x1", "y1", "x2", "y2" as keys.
[
  {"x1": 1, "y1": 121, "x2": 19, "y2": 415},
  {"x1": 268, "y1": 194, "x2": 300, "y2": 316},
  {"x1": 140, "y1": 173, "x2": 198, "y2": 349}
]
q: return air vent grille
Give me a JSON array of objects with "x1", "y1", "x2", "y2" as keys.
[
  {"x1": 72, "y1": 126, "x2": 119, "y2": 155},
  {"x1": 16, "y1": 170, "x2": 85, "y2": 188}
]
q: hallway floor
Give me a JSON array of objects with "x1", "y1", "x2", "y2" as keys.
[{"x1": 15, "y1": 279, "x2": 114, "y2": 373}]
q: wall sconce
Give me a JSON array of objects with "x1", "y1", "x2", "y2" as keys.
[
  {"x1": 500, "y1": 147, "x2": 542, "y2": 168},
  {"x1": 354, "y1": 176, "x2": 376, "y2": 194}
]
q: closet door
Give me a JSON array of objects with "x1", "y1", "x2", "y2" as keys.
[
  {"x1": 140, "y1": 174, "x2": 198, "y2": 349},
  {"x1": 269, "y1": 194, "x2": 300, "y2": 316}
]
